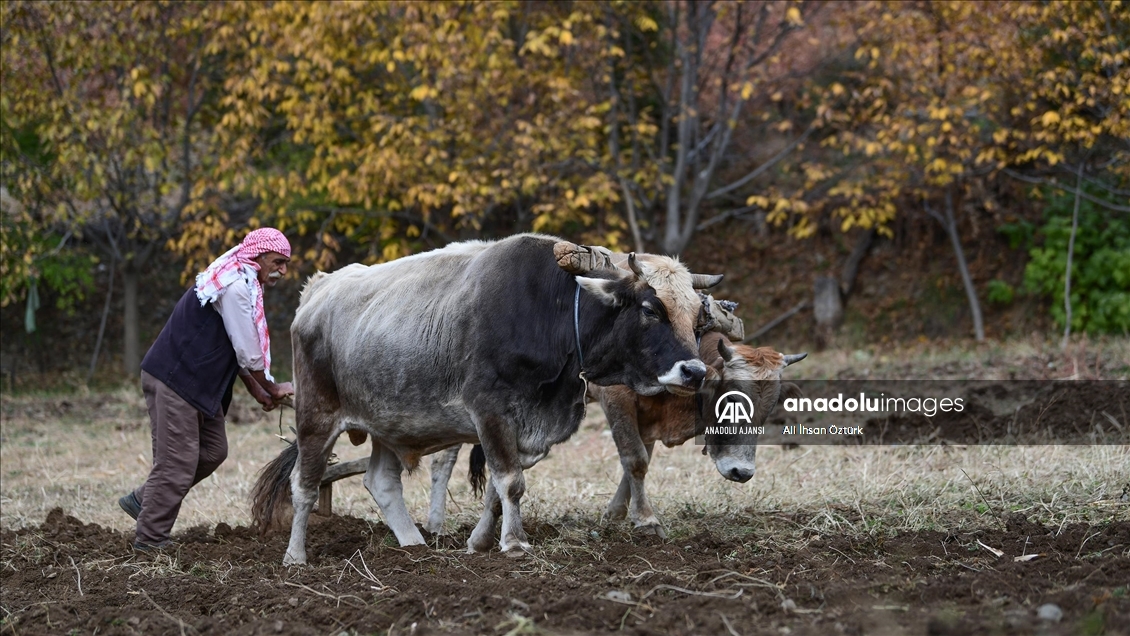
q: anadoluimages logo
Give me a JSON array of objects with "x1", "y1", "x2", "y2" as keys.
[{"x1": 715, "y1": 390, "x2": 755, "y2": 424}]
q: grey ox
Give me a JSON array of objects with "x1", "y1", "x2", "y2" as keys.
[{"x1": 251, "y1": 234, "x2": 722, "y2": 564}]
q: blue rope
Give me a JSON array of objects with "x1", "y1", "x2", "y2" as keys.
[{"x1": 574, "y1": 281, "x2": 584, "y2": 373}]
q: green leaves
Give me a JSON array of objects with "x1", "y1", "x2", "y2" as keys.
[
  {"x1": 3, "y1": 0, "x2": 217, "y2": 270},
  {"x1": 1024, "y1": 190, "x2": 1130, "y2": 334}
]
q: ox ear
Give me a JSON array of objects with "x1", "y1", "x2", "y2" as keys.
[
  {"x1": 576, "y1": 276, "x2": 625, "y2": 306},
  {"x1": 690, "y1": 273, "x2": 724, "y2": 289},
  {"x1": 777, "y1": 382, "x2": 803, "y2": 404}
]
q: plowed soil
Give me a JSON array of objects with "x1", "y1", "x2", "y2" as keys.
[{"x1": 2, "y1": 508, "x2": 1127, "y2": 635}]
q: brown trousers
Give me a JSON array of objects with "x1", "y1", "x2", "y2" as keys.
[{"x1": 132, "y1": 371, "x2": 228, "y2": 545}]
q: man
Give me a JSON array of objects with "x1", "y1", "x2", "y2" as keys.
[{"x1": 118, "y1": 228, "x2": 295, "y2": 550}]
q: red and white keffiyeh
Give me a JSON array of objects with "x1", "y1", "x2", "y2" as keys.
[{"x1": 194, "y1": 228, "x2": 291, "y2": 381}]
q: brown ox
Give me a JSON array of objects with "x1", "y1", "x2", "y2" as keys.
[{"x1": 594, "y1": 332, "x2": 805, "y2": 537}]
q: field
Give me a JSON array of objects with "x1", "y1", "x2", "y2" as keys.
[{"x1": 2, "y1": 340, "x2": 1128, "y2": 635}]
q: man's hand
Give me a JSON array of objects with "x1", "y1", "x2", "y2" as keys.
[
  {"x1": 249, "y1": 370, "x2": 294, "y2": 404},
  {"x1": 252, "y1": 385, "x2": 277, "y2": 412},
  {"x1": 239, "y1": 371, "x2": 277, "y2": 412},
  {"x1": 270, "y1": 381, "x2": 295, "y2": 400}
]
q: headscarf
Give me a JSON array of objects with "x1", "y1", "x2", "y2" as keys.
[{"x1": 194, "y1": 228, "x2": 291, "y2": 381}]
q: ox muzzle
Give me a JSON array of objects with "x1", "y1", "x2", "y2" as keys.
[{"x1": 655, "y1": 359, "x2": 708, "y2": 396}]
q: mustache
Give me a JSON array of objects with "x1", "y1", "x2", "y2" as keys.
[{"x1": 268, "y1": 271, "x2": 283, "y2": 280}]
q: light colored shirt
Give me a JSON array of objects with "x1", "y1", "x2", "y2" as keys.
[{"x1": 212, "y1": 277, "x2": 265, "y2": 372}]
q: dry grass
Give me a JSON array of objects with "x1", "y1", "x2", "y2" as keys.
[
  {"x1": 787, "y1": 334, "x2": 1130, "y2": 380},
  {"x1": 2, "y1": 338, "x2": 1126, "y2": 540},
  {"x1": 1, "y1": 392, "x2": 1126, "y2": 542}
]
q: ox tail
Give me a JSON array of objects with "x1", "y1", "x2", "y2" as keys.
[
  {"x1": 468, "y1": 444, "x2": 487, "y2": 498},
  {"x1": 250, "y1": 440, "x2": 299, "y2": 536}
]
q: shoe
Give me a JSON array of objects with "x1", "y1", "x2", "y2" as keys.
[
  {"x1": 132, "y1": 539, "x2": 174, "y2": 552},
  {"x1": 118, "y1": 492, "x2": 141, "y2": 520}
]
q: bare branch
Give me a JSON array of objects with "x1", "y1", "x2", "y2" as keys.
[
  {"x1": 27, "y1": 6, "x2": 68, "y2": 100},
  {"x1": 922, "y1": 199, "x2": 945, "y2": 224},
  {"x1": 743, "y1": 300, "x2": 809, "y2": 343},
  {"x1": 618, "y1": 176, "x2": 645, "y2": 253},
  {"x1": 1057, "y1": 165, "x2": 1130, "y2": 197},
  {"x1": 716, "y1": 3, "x2": 745, "y2": 120},
  {"x1": 708, "y1": 122, "x2": 816, "y2": 200},
  {"x1": 696, "y1": 205, "x2": 760, "y2": 231},
  {"x1": 1003, "y1": 168, "x2": 1130, "y2": 212},
  {"x1": 307, "y1": 205, "x2": 453, "y2": 244}
]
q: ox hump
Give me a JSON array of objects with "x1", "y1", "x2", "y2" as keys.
[{"x1": 300, "y1": 271, "x2": 329, "y2": 302}]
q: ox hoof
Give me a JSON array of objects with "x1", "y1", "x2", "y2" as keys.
[
  {"x1": 501, "y1": 541, "x2": 532, "y2": 557},
  {"x1": 396, "y1": 530, "x2": 427, "y2": 547},
  {"x1": 602, "y1": 507, "x2": 628, "y2": 522},
  {"x1": 467, "y1": 534, "x2": 495, "y2": 554},
  {"x1": 424, "y1": 522, "x2": 446, "y2": 536},
  {"x1": 634, "y1": 523, "x2": 667, "y2": 540},
  {"x1": 282, "y1": 551, "x2": 307, "y2": 566}
]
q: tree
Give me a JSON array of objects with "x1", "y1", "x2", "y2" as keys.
[
  {"x1": 2, "y1": 1, "x2": 221, "y2": 374},
  {"x1": 600, "y1": 1, "x2": 827, "y2": 255},
  {"x1": 203, "y1": 1, "x2": 623, "y2": 270},
  {"x1": 989, "y1": 1, "x2": 1130, "y2": 346},
  {"x1": 808, "y1": 1, "x2": 1039, "y2": 341},
  {"x1": 205, "y1": 1, "x2": 839, "y2": 262},
  {"x1": 1, "y1": 125, "x2": 93, "y2": 316}
]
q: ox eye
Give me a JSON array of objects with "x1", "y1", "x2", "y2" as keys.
[{"x1": 642, "y1": 304, "x2": 658, "y2": 319}]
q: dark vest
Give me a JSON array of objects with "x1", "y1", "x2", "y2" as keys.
[{"x1": 141, "y1": 288, "x2": 239, "y2": 417}]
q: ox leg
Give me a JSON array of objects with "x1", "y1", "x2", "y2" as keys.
[
  {"x1": 468, "y1": 406, "x2": 529, "y2": 554},
  {"x1": 629, "y1": 441, "x2": 664, "y2": 537},
  {"x1": 467, "y1": 479, "x2": 502, "y2": 554},
  {"x1": 425, "y1": 446, "x2": 460, "y2": 534},
  {"x1": 605, "y1": 472, "x2": 631, "y2": 521},
  {"x1": 604, "y1": 396, "x2": 664, "y2": 537},
  {"x1": 599, "y1": 394, "x2": 640, "y2": 523},
  {"x1": 622, "y1": 439, "x2": 664, "y2": 538},
  {"x1": 491, "y1": 469, "x2": 529, "y2": 553},
  {"x1": 284, "y1": 428, "x2": 335, "y2": 566},
  {"x1": 363, "y1": 443, "x2": 426, "y2": 546},
  {"x1": 605, "y1": 472, "x2": 632, "y2": 521}
]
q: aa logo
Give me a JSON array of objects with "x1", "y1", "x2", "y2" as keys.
[{"x1": 715, "y1": 390, "x2": 754, "y2": 424}]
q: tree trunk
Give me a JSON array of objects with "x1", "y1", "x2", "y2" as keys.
[
  {"x1": 942, "y1": 188, "x2": 984, "y2": 342},
  {"x1": 87, "y1": 254, "x2": 117, "y2": 383},
  {"x1": 123, "y1": 265, "x2": 141, "y2": 376},
  {"x1": 1061, "y1": 161, "x2": 1085, "y2": 349},
  {"x1": 840, "y1": 229, "x2": 876, "y2": 298},
  {"x1": 813, "y1": 276, "x2": 842, "y2": 350},
  {"x1": 810, "y1": 229, "x2": 875, "y2": 350}
]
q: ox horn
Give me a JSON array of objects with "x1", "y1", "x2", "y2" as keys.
[
  {"x1": 717, "y1": 338, "x2": 734, "y2": 363},
  {"x1": 783, "y1": 352, "x2": 808, "y2": 366},
  {"x1": 690, "y1": 273, "x2": 724, "y2": 289},
  {"x1": 627, "y1": 252, "x2": 646, "y2": 278}
]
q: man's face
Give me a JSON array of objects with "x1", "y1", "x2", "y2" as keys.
[{"x1": 254, "y1": 251, "x2": 290, "y2": 288}]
